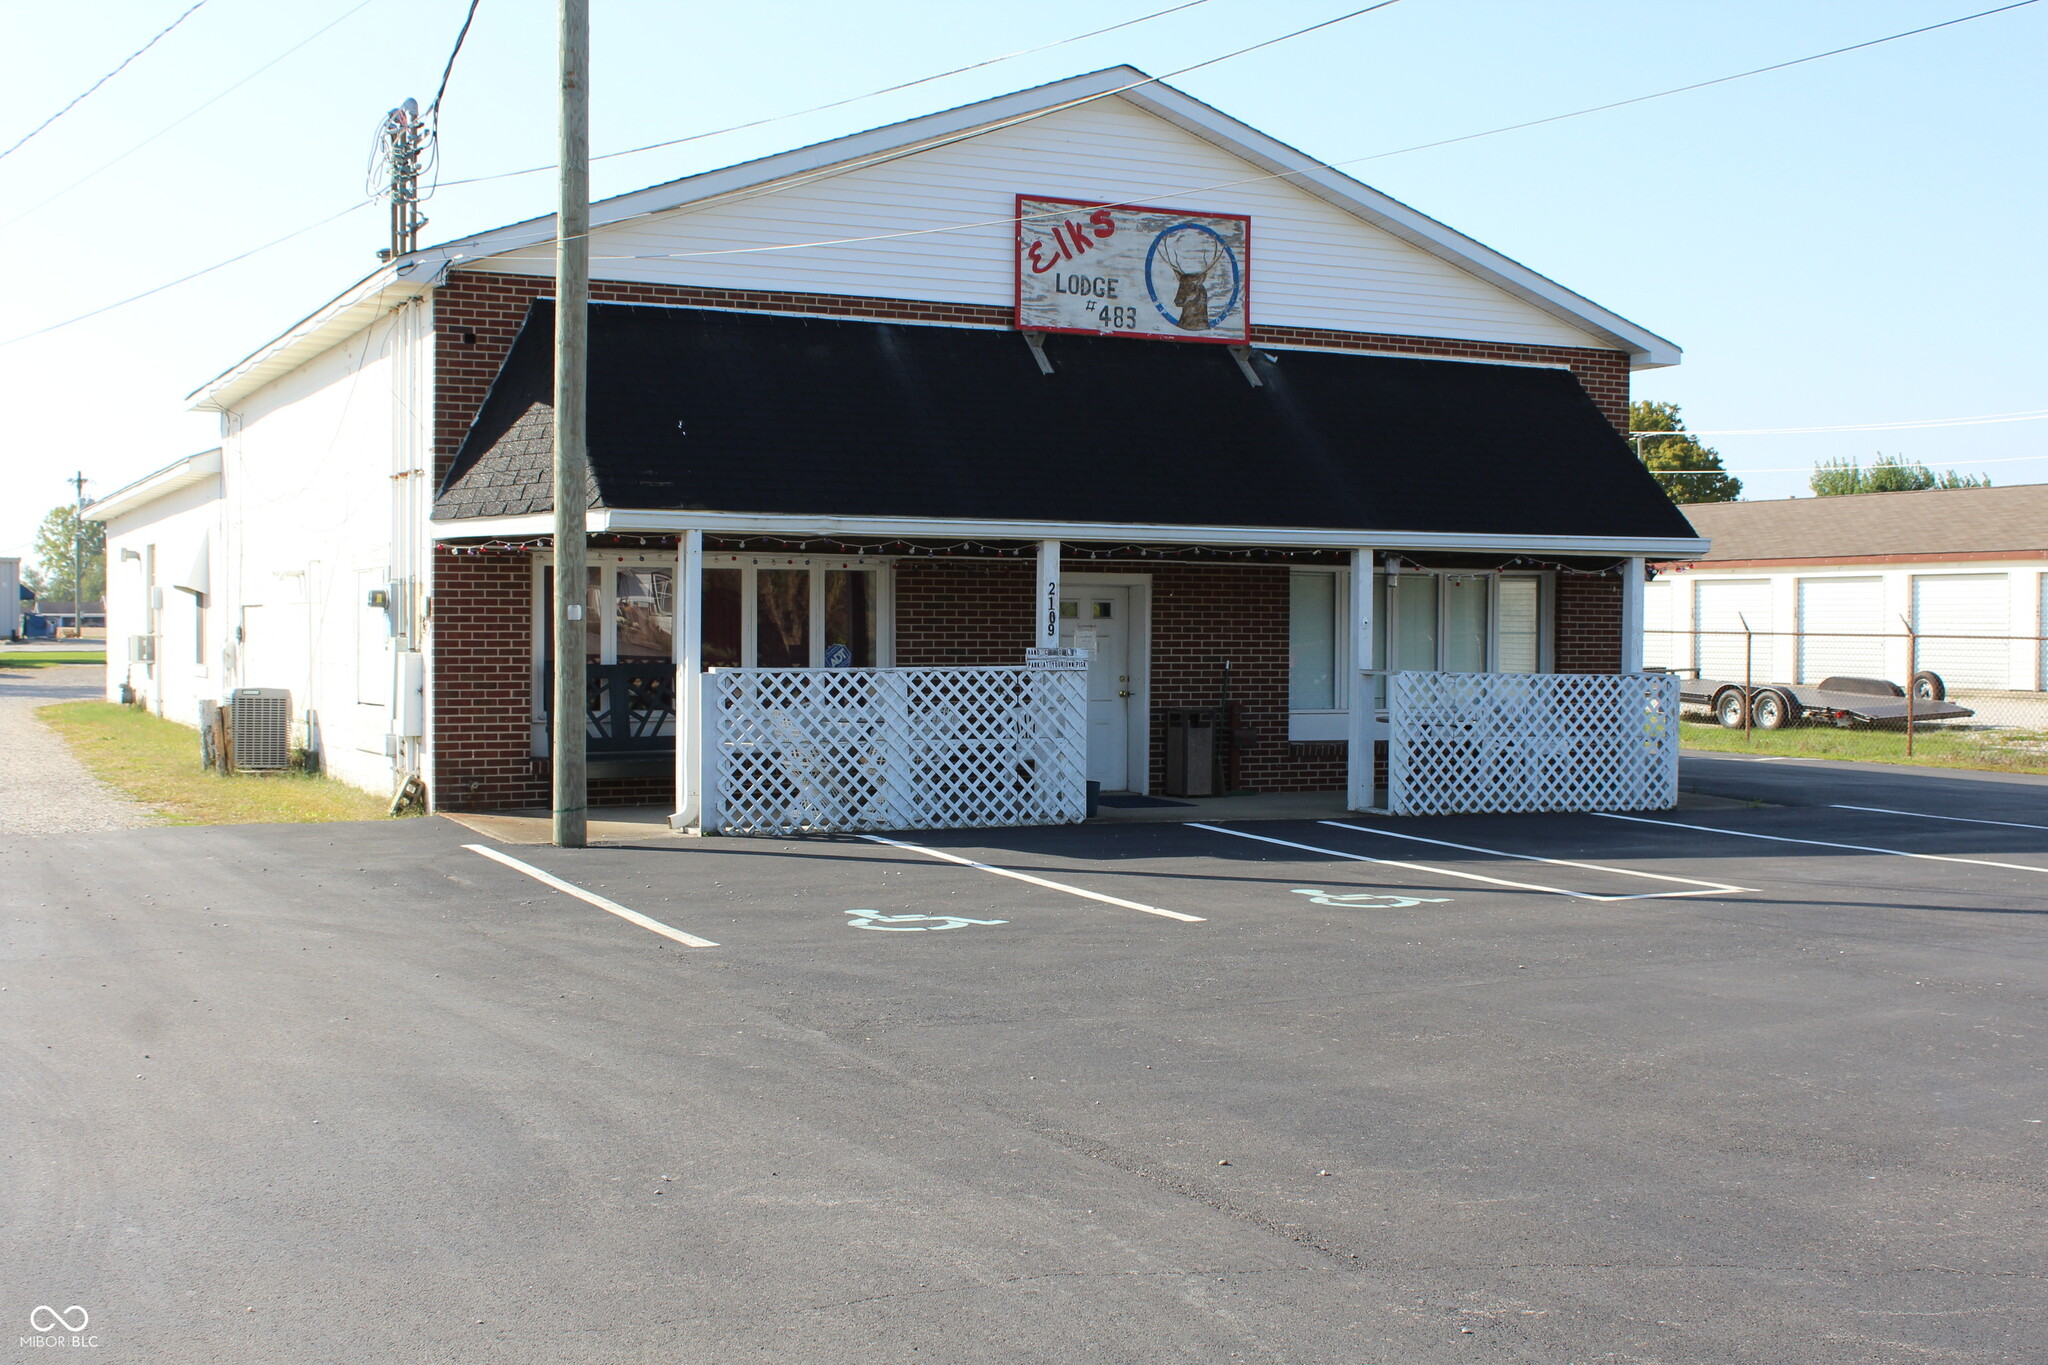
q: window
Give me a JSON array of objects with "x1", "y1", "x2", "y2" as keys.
[
  {"x1": 540, "y1": 555, "x2": 886, "y2": 670},
  {"x1": 1288, "y1": 567, "x2": 1550, "y2": 736},
  {"x1": 1288, "y1": 572, "x2": 1337, "y2": 710},
  {"x1": 697, "y1": 558, "x2": 885, "y2": 670},
  {"x1": 1376, "y1": 570, "x2": 1547, "y2": 675}
]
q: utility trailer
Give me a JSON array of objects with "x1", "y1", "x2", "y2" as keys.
[{"x1": 1673, "y1": 672, "x2": 1974, "y2": 730}]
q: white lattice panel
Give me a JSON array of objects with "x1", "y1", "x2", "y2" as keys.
[
  {"x1": 707, "y1": 667, "x2": 1089, "y2": 836},
  {"x1": 1386, "y1": 672, "x2": 1679, "y2": 817}
]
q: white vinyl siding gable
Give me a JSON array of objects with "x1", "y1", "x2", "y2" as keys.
[{"x1": 471, "y1": 98, "x2": 1609, "y2": 352}]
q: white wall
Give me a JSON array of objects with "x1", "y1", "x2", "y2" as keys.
[
  {"x1": 0, "y1": 559, "x2": 19, "y2": 638},
  {"x1": 470, "y1": 96, "x2": 1608, "y2": 353},
  {"x1": 101, "y1": 477, "x2": 224, "y2": 724},
  {"x1": 219, "y1": 296, "x2": 433, "y2": 797},
  {"x1": 1651, "y1": 562, "x2": 2047, "y2": 692}
]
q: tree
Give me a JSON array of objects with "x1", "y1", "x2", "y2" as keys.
[
  {"x1": 1630, "y1": 400, "x2": 1742, "y2": 503},
  {"x1": 1809, "y1": 453, "x2": 1991, "y2": 497},
  {"x1": 28, "y1": 504, "x2": 105, "y2": 605}
]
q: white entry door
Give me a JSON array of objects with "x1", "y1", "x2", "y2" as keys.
[{"x1": 1059, "y1": 586, "x2": 1132, "y2": 790}]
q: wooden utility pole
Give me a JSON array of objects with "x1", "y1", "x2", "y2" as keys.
[
  {"x1": 69, "y1": 470, "x2": 87, "y2": 638},
  {"x1": 551, "y1": 0, "x2": 590, "y2": 847}
]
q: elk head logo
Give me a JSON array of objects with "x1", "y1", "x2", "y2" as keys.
[{"x1": 1149, "y1": 224, "x2": 1236, "y2": 332}]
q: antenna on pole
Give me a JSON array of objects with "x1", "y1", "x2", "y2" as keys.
[
  {"x1": 371, "y1": 96, "x2": 429, "y2": 261},
  {"x1": 69, "y1": 470, "x2": 88, "y2": 638}
]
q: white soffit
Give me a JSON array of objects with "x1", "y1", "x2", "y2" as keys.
[
  {"x1": 85, "y1": 449, "x2": 222, "y2": 522},
  {"x1": 187, "y1": 264, "x2": 441, "y2": 413},
  {"x1": 429, "y1": 510, "x2": 1709, "y2": 560}
]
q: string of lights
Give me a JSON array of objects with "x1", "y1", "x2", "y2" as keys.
[{"x1": 441, "y1": 536, "x2": 1629, "y2": 576}]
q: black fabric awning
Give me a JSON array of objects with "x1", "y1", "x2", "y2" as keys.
[{"x1": 435, "y1": 300, "x2": 1697, "y2": 541}]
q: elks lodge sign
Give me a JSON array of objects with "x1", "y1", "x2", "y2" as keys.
[{"x1": 1014, "y1": 195, "x2": 1250, "y2": 344}]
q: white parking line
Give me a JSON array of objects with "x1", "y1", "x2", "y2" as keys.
[
  {"x1": 1592, "y1": 813, "x2": 2048, "y2": 875},
  {"x1": 1318, "y1": 821, "x2": 1752, "y2": 899},
  {"x1": 1191, "y1": 823, "x2": 1743, "y2": 903},
  {"x1": 464, "y1": 844, "x2": 720, "y2": 947},
  {"x1": 858, "y1": 835, "x2": 1205, "y2": 923},
  {"x1": 1831, "y1": 803, "x2": 2048, "y2": 833}
]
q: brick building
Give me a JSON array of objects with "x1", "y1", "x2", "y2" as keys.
[{"x1": 177, "y1": 68, "x2": 1705, "y2": 824}]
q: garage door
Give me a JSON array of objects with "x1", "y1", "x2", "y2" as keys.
[
  {"x1": 1695, "y1": 580, "x2": 1774, "y2": 682},
  {"x1": 1642, "y1": 580, "x2": 1673, "y2": 669},
  {"x1": 1797, "y1": 577, "x2": 1885, "y2": 682},
  {"x1": 1912, "y1": 574, "x2": 2008, "y2": 689}
]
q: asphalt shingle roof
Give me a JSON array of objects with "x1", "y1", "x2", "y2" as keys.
[
  {"x1": 1680, "y1": 484, "x2": 2048, "y2": 562},
  {"x1": 435, "y1": 300, "x2": 1697, "y2": 542}
]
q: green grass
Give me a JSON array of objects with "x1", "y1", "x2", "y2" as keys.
[
  {"x1": 1680, "y1": 717, "x2": 2048, "y2": 776},
  {"x1": 38, "y1": 701, "x2": 401, "y2": 825},
  {"x1": 0, "y1": 651, "x2": 106, "y2": 668}
]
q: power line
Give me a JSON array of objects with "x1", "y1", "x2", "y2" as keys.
[
  {"x1": 486, "y1": 1, "x2": 1408, "y2": 263},
  {"x1": 0, "y1": 0, "x2": 380, "y2": 231},
  {"x1": 436, "y1": 0, "x2": 1217, "y2": 190},
  {"x1": 1349, "y1": 0, "x2": 2043, "y2": 166},
  {"x1": 0, "y1": 1, "x2": 207, "y2": 162},
  {"x1": 1656, "y1": 453, "x2": 2046, "y2": 477},
  {"x1": 570, "y1": 0, "x2": 2043, "y2": 267},
  {"x1": 0, "y1": 1, "x2": 1397, "y2": 349},
  {"x1": 1635, "y1": 409, "x2": 2048, "y2": 437},
  {"x1": 428, "y1": 0, "x2": 483, "y2": 120},
  {"x1": 0, "y1": 198, "x2": 378, "y2": 350}
]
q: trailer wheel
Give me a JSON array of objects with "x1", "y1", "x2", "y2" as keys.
[
  {"x1": 1911, "y1": 671, "x2": 1946, "y2": 702},
  {"x1": 1713, "y1": 687, "x2": 1748, "y2": 729},
  {"x1": 1752, "y1": 689, "x2": 1797, "y2": 731}
]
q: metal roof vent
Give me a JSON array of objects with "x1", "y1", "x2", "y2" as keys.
[{"x1": 230, "y1": 688, "x2": 292, "y2": 771}]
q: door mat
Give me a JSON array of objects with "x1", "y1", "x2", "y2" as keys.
[{"x1": 1095, "y1": 792, "x2": 1195, "y2": 809}]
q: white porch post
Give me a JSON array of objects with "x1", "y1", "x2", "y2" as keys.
[
  {"x1": 671, "y1": 529, "x2": 704, "y2": 832},
  {"x1": 1346, "y1": 548, "x2": 1376, "y2": 811},
  {"x1": 1620, "y1": 555, "x2": 1646, "y2": 672},
  {"x1": 1035, "y1": 539, "x2": 1061, "y2": 650}
]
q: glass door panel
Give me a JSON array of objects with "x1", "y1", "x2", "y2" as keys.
[
  {"x1": 824, "y1": 570, "x2": 875, "y2": 667},
  {"x1": 615, "y1": 568, "x2": 674, "y2": 661},
  {"x1": 702, "y1": 569, "x2": 742, "y2": 668},
  {"x1": 1390, "y1": 575, "x2": 1438, "y2": 672},
  {"x1": 757, "y1": 569, "x2": 811, "y2": 667},
  {"x1": 541, "y1": 566, "x2": 602, "y2": 660},
  {"x1": 1442, "y1": 574, "x2": 1489, "y2": 672}
]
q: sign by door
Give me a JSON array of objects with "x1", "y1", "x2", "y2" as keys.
[
  {"x1": 1026, "y1": 646, "x2": 1090, "y2": 671},
  {"x1": 1015, "y1": 195, "x2": 1250, "y2": 344}
]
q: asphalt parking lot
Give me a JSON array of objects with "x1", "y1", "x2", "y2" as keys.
[{"x1": 6, "y1": 758, "x2": 2047, "y2": 1363}]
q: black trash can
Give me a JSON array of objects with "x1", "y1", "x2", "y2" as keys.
[
  {"x1": 1086, "y1": 780, "x2": 1101, "y2": 819},
  {"x1": 1164, "y1": 708, "x2": 1219, "y2": 797}
]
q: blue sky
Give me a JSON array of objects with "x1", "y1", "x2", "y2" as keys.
[{"x1": 1, "y1": 0, "x2": 2042, "y2": 563}]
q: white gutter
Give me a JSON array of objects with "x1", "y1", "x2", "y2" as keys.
[
  {"x1": 84, "y1": 449, "x2": 223, "y2": 522},
  {"x1": 431, "y1": 509, "x2": 1708, "y2": 560},
  {"x1": 187, "y1": 260, "x2": 447, "y2": 413}
]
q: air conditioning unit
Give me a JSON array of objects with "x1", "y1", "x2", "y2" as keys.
[
  {"x1": 230, "y1": 688, "x2": 293, "y2": 771},
  {"x1": 127, "y1": 635, "x2": 156, "y2": 663}
]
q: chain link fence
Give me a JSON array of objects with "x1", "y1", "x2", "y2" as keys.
[{"x1": 1645, "y1": 627, "x2": 2048, "y2": 767}]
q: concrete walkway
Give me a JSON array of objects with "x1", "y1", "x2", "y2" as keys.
[{"x1": 0, "y1": 663, "x2": 153, "y2": 838}]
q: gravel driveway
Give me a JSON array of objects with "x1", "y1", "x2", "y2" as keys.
[{"x1": 0, "y1": 664, "x2": 152, "y2": 836}]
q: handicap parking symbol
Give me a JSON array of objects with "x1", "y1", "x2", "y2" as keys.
[
  {"x1": 844, "y1": 909, "x2": 1008, "y2": 932},
  {"x1": 1290, "y1": 888, "x2": 1452, "y2": 909}
]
